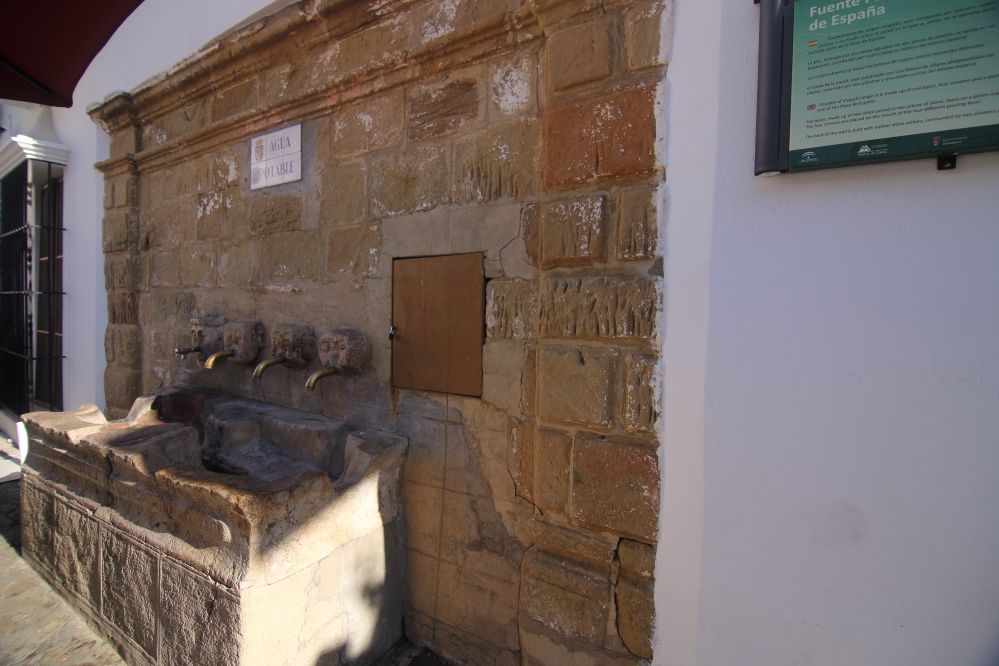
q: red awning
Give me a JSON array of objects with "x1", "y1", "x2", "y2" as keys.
[{"x1": 0, "y1": 0, "x2": 144, "y2": 107}]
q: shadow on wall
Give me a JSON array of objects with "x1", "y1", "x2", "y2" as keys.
[{"x1": 18, "y1": 386, "x2": 409, "y2": 665}]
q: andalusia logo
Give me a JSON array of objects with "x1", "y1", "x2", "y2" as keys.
[{"x1": 253, "y1": 138, "x2": 265, "y2": 162}]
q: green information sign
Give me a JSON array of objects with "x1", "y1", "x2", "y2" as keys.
[{"x1": 788, "y1": 0, "x2": 999, "y2": 171}]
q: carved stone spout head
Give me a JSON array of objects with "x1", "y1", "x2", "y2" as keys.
[
  {"x1": 270, "y1": 323, "x2": 316, "y2": 368},
  {"x1": 222, "y1": 321, "x2": 266, "y2": 365},
  {"x1": 190, "y1": 315, "x2": 224, "y2": 355},
  {"x1": 318, "y1": 328, "x2": 368, "y2": 372}
]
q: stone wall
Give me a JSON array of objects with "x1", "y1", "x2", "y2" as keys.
[{"x1": 91, "y1": 0, "x2": 667, "y2": 662}]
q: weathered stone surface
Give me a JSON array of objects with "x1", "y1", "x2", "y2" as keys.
[
  {"x1": 521, "y1": 549, "x2": 609, "y2": 644},
  {"x1": 625, "y1": 1, "x2": 669, "y2": 71},
  {"x1": 146, "y1": 291, "x2": 195, "y2": 325},
  {"x1": 406, "y1": 548, "x2": 440, "y2": 617},
  {"x1": 482, "y1": 341, "x2": 528, "y2": 420},
  {"x1": 531, "y1": 519, "x2": 617, "y2": 573},
  {"x1": 257, "y1": 230, "x2": 322, "y2": 281},
  {"x1": 414, "y1": 0, "x2": 512, "y2": 44},
  {"x1": 526, "y1": 0, "x2": 602, "y2": 34},
  {"x1": 520, "y1": 621, "x2": 642, "y2": 666},
  {"x1": 217, "y1": 243, "x2": 255, "y2": 287},
  {"x1": 104, "y1": 366, "x2": 141, "y2": 414},
  {"x1": 436, "y1": 562, "x2": 520, "y2": 651},
  {"x1": 440, "y1": 489, "x2": 521, "y2": 581},
  {"x1": 535, "y1": 428, "x2": 571, "y2": 518},
  {"x1": 21, "y1": 482, "x2": 54, "y2": 572},
  {"x1": 326, "y1": 224, "x2": 380, "y2": 279},
  {"x1": 211, "y1": 78, "x2": 259, "y2": 122},
  {"x1": 108, "y1": 291, "x2": 139, "y2": 325},
  {"x1": 623, "y1": 352, "x2": 657, "y2": 433},
  {"x1": 538, "y1": 346, "x2": 616, "y2": 427},
  {"x1": 543, "y1": 86, "x2": 656, "y2": 188},
  {"x1": 148, "y1": 251, "x2": 179, "y2": 288},
  {"x1": 572, "y1": 434, "x2": 659, "y2": 541},
  {"x1": 101, "y1": 533, "x2": 157, "y2": 656},
  {"x1": 330, "y1": 91, "x2": 405, "y2": 157},
  {"x1": 371, "y1": 142, "x2": 450, "y2": 217},
  {"x1": 404, "y1": 480, "x2": 443, "y2": 557},
  {"x1": 539, "y1": 276, "x2": 657, "y2": 339},
  {"x1": 486, "y1": 279, "x2": 538, "y2": 339},
  {"x1": 540, "y1": 196, "x2": 606, "y2": 268},
  {"x1": 618, "y1": 185, "x2": 659, "y2": 261},
  {"x1": 325, "y1": 17, "x2": 412, "y2": 83},
  {"x1": 103, "y1": 210, "x2": 136, "y2": 253},
  {"x1": 105, "y1": 255, "x2": 137, "y2": 291},
  {"x1": 509, "y1": 421, "x2": 535, "y2": 502},
  {"x1": 248, "y1": 194, "x2": 302, "y2": 235},
  {"x1": 179, "y1": 245, "x2": 217, "y2": 288},
  {"x1": 491, "y1": 52, "x2": 537, "y2": 118},
  {"x1": 546, "y1": 18, "x2": 612, "y2": 91},
  {"x1": 160, "y1": 564, "x2": 240, "y2": 666},
  {"x1": 453, "y1": 120, "x2": 538, "y2": 204},
  {"x1": 435, "y1": 621, "x2": 520, "y2": 666},
  {"x1": 408, "y1": 78, "x2": 482, "y2": 140},
  {"x1": 319, "y1": 159, "x2": 367, "y2": 226},
  {"x1": 400, "y1": 414, "x2": 447, "y2": 487},
  {"x1": 105, "y1": 325, "x2": 141, "y2": 369},
  {"x1": 449, "y1": 203, "x2": 521, "y2": 255},
  {"x1": 616, "y1": 540, "x2": 656, "y2": 660},
  {"x1": 380, "y1": 209, "x2": 450, "y2": 261}
]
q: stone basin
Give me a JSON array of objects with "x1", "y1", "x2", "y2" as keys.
[{"x1": 20, "y1": 386, "x2": 408, "y2": 666}]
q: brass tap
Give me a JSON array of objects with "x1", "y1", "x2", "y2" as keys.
[
  {"x1": 305, "y1": 367, "x2": 338, "y2": 391},
  {"x1": 252, "y1": 356, "x2": 287, "y2": 380},
  {"x1": 203, "y1": 350, "x2": 234, "y2": 369}
]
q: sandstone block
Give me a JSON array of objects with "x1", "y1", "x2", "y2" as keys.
[
  {"x1": 109, "y1": 126, "x2": 139, "y2": 161},
  {"x1": 436, "y1": 562, "x2": 520, "y2": 651},
  {"x1": 20, "y1": 482, "x2": 54, "y2": 571},
  {"x1": 449, "y1": 203, "x2": 522, "y2": 256},
  {"x1": 482, "y1": 341, "x2": 529, "y2": 419},
  {"x1": 380, "y1": 209, "x2": 450, "y2": 261},
  {"x1": 319, "y1": 159, "x2": 367, "y2": 226},
  {"x1": 486, "y1": 279, "x2": 538, "y2": 340},
  {"x1": 615, "y1": 541, "x2": 655, "y2": 662},
  {"x1": 530, "y1": 519, "x2": 618, "y2": 573},
  {"x1": 257, "y1": 230, "x2": 322, "y2": 281},
  {"x1": 622, "y1": 352, "x2": 657, "y2": 433},
  {"x1": 453, "y1": 120, "x2": 538, "y2": 204},
  {"x1": 330, "y1": 91, "x2": 405, "y2": 157},
  {"x1": 543, "y1": 86, "x2": 656, "y2": 188},
  {"x1": 490, "y1": 52, "x2": 537, "y2": 118},
  {"x1": 399, "y1": 414, "x2": 447, "y2": 487},
  {"x1": 434, "y1": 621, "x2": 520, "y2": 666},
  {"x1": 149, "y1": 251, "x2": 180, "y2": 288},
  {"x1": 625, "y1": 1, "x2": 669, "y2": 71},
  {"x1": 103, "y1": 210, "x2": 135, "y2": 253},
  {"x1": 526, "y1": 0, "x2": 602, "y2": 33},
  {"x1": 160, "y1": 563, "x2": 240, "y2": 666},
  {"x1": 179, "y1": 245, "x2": 217, "y2": 288},
  {"x1": 521, "y1": 549, "x2": 609, "y2": 644},
  {"x1": 414, "y1": 0, "x2": 510, "y2": 45},
  {"x1": 546, "y1": 18, "x2": 612, "y2": 91},
  {"x1": 408, "y1": 77, "x2": 482, "y2": 140},
  {"x1": 539, "y1": 276, "x2": 657, "y2": 339},
  {"x1": 534, "y1": 428, "x2": 571, "y2": 518},
  {"x1": 572, "y1": 434, "x2": 659, "y2": 541},
  {"x1": 105, "y1": 366, "x2": 141, "y2": 414},
  {"x1": 440, "y1": 489, "x2": 520, "y2": 581},
  {"x1": 509, "y1": 422, "x2": 535, "y2": 502},
  {"x1": 519, "y1": 621, "x2": 643, "y2": 666},
  {"x1": 108, "y1": 291, "x2": 139, "y2": 325},
  {"x1": 329, "y1": 18, "x2": 412, "y2": 83},
  {"x1": 147, "y1": 291, "x2": 196, "y2": 325},
  {"x1": 540, "y1": 195, "x2": 606, "y2": 268},
  {"x1": 211, "y1": 78, "x2": 258, "y2": 122},
  {"x1": 151, "y1": 101, "x2": 209, "y2": 145},
  {"x1": 326, "y1": 224, "x2": 380, "y2": 278},
  {"x1": 217, "y1": 243, "x2": 255, "y2": 287},
  {"x1": 617, "y1": 185, "x2": 659, "y2": 261},
  {"x1": 249, "y1": 194, "x2": 302, "y2": 235},
  {"x1": 538, "y1": 345, "x2": 616, "y2": 427},
  {"x1": 371, "y1": 142, "x2": 450, "y2": 217},
  {"x1": 105, "y1": 255, "x2": 137, "y2": 291},
  {"x1": 101, "y1": 532, "x2": 157, "y2": 656},
  {"x1": 104, "y1": 325, "x2": 142, "y2": 369}
]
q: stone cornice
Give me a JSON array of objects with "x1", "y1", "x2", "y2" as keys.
[{"x1": 94, "y1": 1, "x2": 548, "y2": 176}]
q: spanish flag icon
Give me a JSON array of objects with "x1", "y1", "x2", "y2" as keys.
[{"x1": 808, "y1": 39, "x2": 819, "y2": 47}]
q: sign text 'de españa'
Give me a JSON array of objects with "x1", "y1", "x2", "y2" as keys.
[{"x1": 250, "y1": 124, "x2": 302, "y2": 190}]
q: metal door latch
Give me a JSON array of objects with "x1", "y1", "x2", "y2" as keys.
[{"x1": 388, "y1": 325, "x2": 397, "y2": 340}]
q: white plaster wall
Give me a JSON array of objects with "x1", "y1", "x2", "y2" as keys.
[
  {"x1": 1, "y1": 0, "x2": 279, "y2": 412},
  {"x1": 655, "y1": 2, "x2": 999, "y2": 665}
]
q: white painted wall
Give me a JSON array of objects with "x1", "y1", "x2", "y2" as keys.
[
  {"x1": 1, "y1": 0, "x2": 279, "y2": 415},
  {"x1": 655, "y1": 2, "x2": 999, "y2": 665}
]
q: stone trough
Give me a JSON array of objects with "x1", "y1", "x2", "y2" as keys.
[{"x1": 19, "y1": 386, "x2": 408, "y2": 666}]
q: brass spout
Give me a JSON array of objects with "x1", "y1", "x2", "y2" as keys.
[
  {"x1": 204, "y1": 350, "x2": 234, "y2": 369},
  {"x1": 252, "y1": 356, "x2": 287, "y2": 380},
  {"x1": 175, "y1": 346, "x2": 201, "y2": 359},
  {"x1": 305, "y1": 367, "x2": 338, "y2": 391}
]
